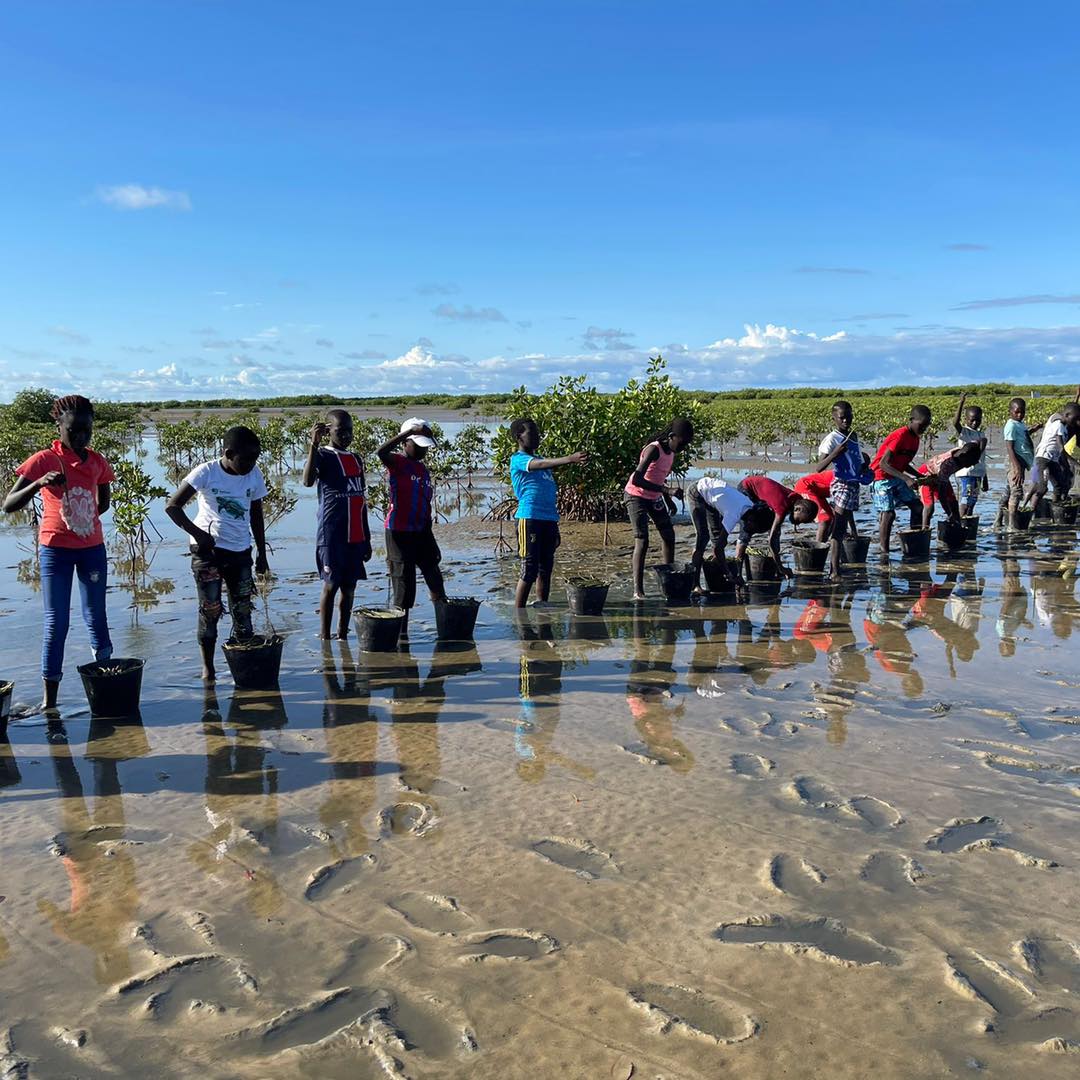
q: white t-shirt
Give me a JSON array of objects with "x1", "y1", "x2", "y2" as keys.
[
  {"x1": 183, "y1": 460, "x2": 269, "y2": 552},
  {"x1": 695, "y1": 477, "x2": 753, "y2": 532},
  {"x1": 954, "y1": 426, "x2": 986, "y2": 478},
  {"x1": 1035, "y1": 416, "x2": 1068, "y2": 462}
]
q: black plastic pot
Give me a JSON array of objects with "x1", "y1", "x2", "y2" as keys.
[
  {"x1": 1011, "y1": 508, "x2": 1034, "y2": 531},
  {"x1": 792, "y1": 540, "x2": 829, "y2": 574},
  {"x1": 651, "y1": 563, "x2": 696, "y2": 602},
  {"x1": 841, "y1": 535, "x2": 871, "y2": 564},
  {"x1": 747, "y1": 551, "x2": 780, "y2": 581},
  {"x1": 77, "y1": 658, "x2": 145, "y2": 718},
  {"x1": 1034, "y1": 499, "x2": 1052, "y2": 520},
  {"x1": 223, "y1": 635, "x2": 284, "y2": 690},
  {"x1": 566, "y1": 581, "x2": 610, "y2": 616},
  {"x1": 355, "y1": 607, "x2": 406, "y2": 651},
  {"x1": 434, "y1": 597, "x2": 482, "y2": 641},
  {"x1": 0, "y1": 680, "x2": 11, "y2": 739},
  {"x1": 1051, "y1": 501, "x2": 1078, "y2": 526},
  {"x1": 567, "y1": 615, "x2": 612, "y2": 642},
  {"x1": 701, "y1": 556, "x2": 736, "y2": 593},
  {"x1": 962, "y1": 515, "x2": 980, "y2": 540},
  {"x1": 898, "y1": 528, "x2": 931, "y2": 559},
  {"x1": 937, "y1": 519, "x2": 967, "y2": 550}
]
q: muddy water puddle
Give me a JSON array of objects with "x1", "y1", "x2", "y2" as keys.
[{"x1": 2, "y1": 514, "x2": 1080, "y2": 1077}]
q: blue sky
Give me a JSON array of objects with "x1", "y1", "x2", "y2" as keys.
[{"x1": 3, "y1": 1, "x2": 1080, "y2": 400}]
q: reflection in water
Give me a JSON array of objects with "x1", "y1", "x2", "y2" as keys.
[
  {"x1": 189, "y1": 687, "x2": 286, "y2": 917},
  {"x1": 39, "y1": 718, "x2": 146, "y2": 985},
  {"x1": 625, "y1": 613, "x2": 694, "y2": 773},
  {"x1": 320, "y1": 640, "x2": 378, "y2": 858},
  {"x1": 995, "y1": 557, "x2": 1030, "y2": 657},
  {"x1": 514, "y1": 612, "x2": 594, "y2": 783},
  {"x1": 1029, "y1": 551, "x2": 1080, "y2": 640}
]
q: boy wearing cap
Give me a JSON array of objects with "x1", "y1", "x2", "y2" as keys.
[{"x1": 376, "y1": 419, "x2": 446, "y2": 638}]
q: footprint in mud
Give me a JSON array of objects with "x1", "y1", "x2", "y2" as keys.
[
  {"x1": 627, "y1": 983, "x2": 759, "y2": 1045},
  {"x1": 3, "y1": 1020, "x2": 96, "y2": 1079},
  {"x1": 757, "y1": 714, "x2": 799, "y2": 739},
  {"x1": 763, "y1": 853, "x2": 826, "y2": 899},
  {"x1": 1016, "y1": 936, "x2": 1080, "y2": 995},
  {"x1": 731, "y1": 753, "x2": 775, "y2": 780},
  {"x1": 1012, "y1": 714, "x2": 1080, "y2": 741},
  {"x1": 304, "y1": 853, "x2": 377, "y2": 901},
  {"x1": 457, "y1": 929, "x2": 560, "y2": 962},
  {"x1": 785, "y1": 777, "x2": 904, "y2": 831},
  {"x1": 323, "y1": 935, "x2": 412, "y2": 987},
  {"x1": 713, "y1": 914, "x2": 900, "y2": 968},
  {"x1": 358, "y1": 991, "x2": 479, "y2": 1069},
  {"x1": 115, "y1": 954, "x2": 259, "y2": 1021},
  {"x1": 377, "y1": 801, "x2": 438, "y2": 838},
  {"x1": 532, "y1": 837, "x2": 620, "y2": 881},
  {"x1": 134, "y1": 910, "x2": 217, "y2": 957},
  {"x1": 943, "y1": 949, "x2": 1080, "y2": 1050},
  {"x1": 977, "y1": 749, "x2": 1080, "y2": 792},
  {"x1": 924, "y1": 817, "x2": 1057, "y2": 868},
  {"x1": 859, "y1": 851, "x2": 927, "y2": 892},
  {"x1": 388, "y1": 893, "x2": 474, "y2": 937}
]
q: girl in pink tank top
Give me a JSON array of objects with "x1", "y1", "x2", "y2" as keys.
[{"x1": 624, "y1": 418, "x2": 695, "y2": 599}]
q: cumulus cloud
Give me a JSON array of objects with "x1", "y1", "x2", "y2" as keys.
[
  {"x1": 951, "y1": 294, "x2": 1080, "y2": 311},
  {"x1": 945, "y1": 243, "x2": 990, "y2": 251},
  {"x1": 794, "y1": 266, "x2": 872, "y2": 276},
  {"x1": 433, "y1": 303, "x2": 507, "y2": 322},
  {"x1": 48, "y1": 325, "x2": 90, "y2": 345},
  {"x1": 582, "y1": 326, "x2": 634, "y2": 350},
  {"x1": 95, "y1": 184, "x2": 192, "y2": 211}
]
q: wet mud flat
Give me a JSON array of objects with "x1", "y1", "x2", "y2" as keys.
[{"x1": 1, "y1": 513, "x2": 1080, "y2": 1077}]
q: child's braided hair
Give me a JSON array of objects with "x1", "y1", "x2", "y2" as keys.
[{"x1": 50, "y1": 394, "x2": 94, "y2": 421}]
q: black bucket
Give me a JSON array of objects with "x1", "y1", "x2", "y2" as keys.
[
  {"x1": 651, "y1": 563, "x2": 696, "y2": 603},
  {"x1": 898, "y1": 529, "x2": 931, "y2": 559},
  {"x1": 962, "y1": 515, "x2": 980, "y2": 540},
  {"x1": 567, "y1": 615, "x2": 611, "y2": 642},
  {"x1": 792, "y1": 540, "x2": 829, "y2": 574},
  {"x1": 1051, "y1": 501, "x2": 1079, "y2": 526},
  {"x1": 841, "y1": 535, "x2": 871, "y2": 564},
  {"x1": 937, "y1": 519, "x2": 967, "y2": 550},
  {"x1": 223, "y1": 635, "x2": 284, "y2": 690},
  {"x1": 747, "y1": 550, "x2": 780, "y2": 581},
  {"x1": 1034, "y1": 499, "x2": 1052, "y2": 520},
  {"x1": 701, "y1": 556, "x2": 736, "y2": 593},
  {"x1": 355, "y1": 607, "x2": 406, "y2": 651},
  {"x1": 434, "y1": 597, "x2": 482, "y2": 641},
  {"x1": 566, "y1": 581, "x2": 610, "y2": 616},
  {"x1": 1011, "y1": 508, "x2": 1034, "y2": 531},
  {"x1": 77, "y1": 658, "x2": 145, "y2": 718},
  {"x1": 0, "y1": 680, "x2": 11, "y2": 739}
]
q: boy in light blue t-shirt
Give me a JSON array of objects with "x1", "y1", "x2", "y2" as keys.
[{"x1": 509, "y1": 418, "x2": 588, "y2": 608}]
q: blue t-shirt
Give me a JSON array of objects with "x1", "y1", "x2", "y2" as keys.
[
  {"x1": 1003, "y1": 418, "x2": 1034, "y2": 468},
  {"x1": 818, "y1": 429, "x2": 864, "y2": 482},
  {"x1": 511, "y1": 451, "x2": 559, "y2": 521}
]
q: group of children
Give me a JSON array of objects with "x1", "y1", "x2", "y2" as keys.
[{"x1": 6, "y1": 391, "x2": 1080, "y2": 712}]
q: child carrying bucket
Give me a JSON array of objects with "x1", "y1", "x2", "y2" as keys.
[
  {"x1": 687, "y1": 477, "x2": 777, "y2": 587},
  {"x1": 3, "y1": 394, "x2": 115, "y2": 713},
  {"x1": 165, "y1": 426, "x2": 270, "y2": 682},
  {"x1": 508, "y1": 418, "x2": 588, "y2": 608},
  {"x1": 870, "y1": 405, "x2": 932, "y2": 554},
  {"x1": 302, "y1": 409, "x2": 371, "y2": 639},
  {"x1": 625, "y1": 419, "x2": 694, "y2": 601}
]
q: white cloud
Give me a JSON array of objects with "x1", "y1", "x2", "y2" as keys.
[
  {"x1": 433, "y1": 303, "x2": 507, "y2": 323},
  {"x1": 95, "y1": 184, "x2": 192, "y2": 211},
  {"x1": 48, "y1": 325, "x2": 91, "y2": 345}
]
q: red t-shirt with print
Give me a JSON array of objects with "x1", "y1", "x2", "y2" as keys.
[
  {"x1": 870, "y1": 426, "x2": 920, "y2": 480},
  {"x1": 16, "y1": 441, "x2": 115, "y2": 548}
]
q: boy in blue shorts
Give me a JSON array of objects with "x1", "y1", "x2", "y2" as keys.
[
  {"x1": 302, "y1": 409, "x2": 371, "y2": 639},
  {"x1": 951, "y1": 393, "x2": 987, "y2": 517},
  {"x1": 509, "y1": 418, "x2": 588, "y2": 607},
  {"x1": 869, "y1": 405, "x2": 932, "y2": 553}
]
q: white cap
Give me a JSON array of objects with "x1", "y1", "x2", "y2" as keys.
[{"x1": 400, "y1": 417, "x2": 436, "y2": 447}]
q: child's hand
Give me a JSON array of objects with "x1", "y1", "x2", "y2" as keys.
[
  {"x1": 982, "y1": 476, "x2": 989, "y2": 492},
  {"x1": 672, "y1": 486, "x2": 685, "y2": 502},
  {"x1": 310, "y1": 422, "x2": 329, "y2": 446},
  {"x1": 567, "y1": 451, "x2": 589, "y2": 465},
  {"x1": 255, "y1": 551, "x2": 270, "y2": 575},
  {"x1": 36, "y1": 471, "x2": 65, "y2": 489},
  {"x1": 194, "y1": 529, "x2": 216, "y2": 556}
]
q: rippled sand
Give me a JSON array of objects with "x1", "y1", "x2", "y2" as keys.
[{"x1": 1, "y1": 517, "x2": 1079, "y2": 1078}]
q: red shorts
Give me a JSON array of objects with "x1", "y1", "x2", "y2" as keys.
[
  {"x1": 793, "y1": 473, "x2": 834, "y2": 524},
  {"x1": 916, "y1": 465, "x2": 958, "y2": 514}
]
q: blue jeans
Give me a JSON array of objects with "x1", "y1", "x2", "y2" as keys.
[{"x1": 39, "y1": 543, "x2": 113, "y2": 682}]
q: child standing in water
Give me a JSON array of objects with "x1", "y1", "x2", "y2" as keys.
[
  {"x1": 376, "y1": 419, "x2": 446, "y2": 639},
  {"x1": 4, "y1": 395, "x2": 115, "y2": 712},
  {"x1": 951, "y1": 393, "x2": 988, "y2": 518},
  {"x1": 508, "y1": 418, "x2": 588, "y2": 608},
  {"x1": 166, "y1": 426, "x2": 270, "y2": 682},
  {"x1": 735, "y1": 474, "x2": 818, "y2": 577},
  {"x1": 814, "y1": 400, "x2": 874, "y2": 575},
  {"x1": 996, "y1": 398, "x2": 1040, "y2": 529},
  {"x1": 624, "y1": 418, "x2": 693, "y2": 601},
  {"x1": 302, "y1": 410, "x2": 371, "y2": 639},
  {"x1": 918, "y1": 441, "x2": 986, "y2": 529},
  {"x1": 870, "y1": 405, "x2": 932, "y2": 553}
]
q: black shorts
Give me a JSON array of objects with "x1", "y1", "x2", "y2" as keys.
[
  {"x1": 316, "y1": 541, "x2": 370, "y2": 588},
  {"x1": 517, "y1": 518, "x2": 560, "y2": 584},
  {"x1": 625, "y1": 493, "x2": 675, "y2": 542},
  {"x1": 385, "y1": 526, "x2": 442, "y2": 569}
]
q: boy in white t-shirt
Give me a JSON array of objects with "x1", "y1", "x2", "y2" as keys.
[
  {"x1": 166, "y1": 425, "x2": 270, "y2": 681},
  {"x1": 951, "y1": 393, "x2": 988, "y2": 517}
]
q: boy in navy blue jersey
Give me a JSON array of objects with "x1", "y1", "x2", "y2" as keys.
[
  {"x1": 509, "y1": 418, "x2": 588, "y2": 608},
  {"x1": 302, "y1": 410, "x2": 371, "y2": 639}
]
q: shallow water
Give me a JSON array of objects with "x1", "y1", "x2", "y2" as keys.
[{"x1": 1, "y1": 486, "x2": 1080, "y2": 1077}]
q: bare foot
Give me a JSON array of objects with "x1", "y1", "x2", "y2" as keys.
[
  {"x1": 201, "y1": 667, "x2": 216, "y2": 683},
  {"x1": 632, "y1": 592, "x2": 647, "y2": 602}
]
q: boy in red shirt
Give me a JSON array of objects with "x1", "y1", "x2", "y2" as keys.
[
  {"x1": 735, "y1": 474, "x2": 816, "y2": 578},
  {"x1": 870, "y1": 406, "x2": 932, "y2": 553}
]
